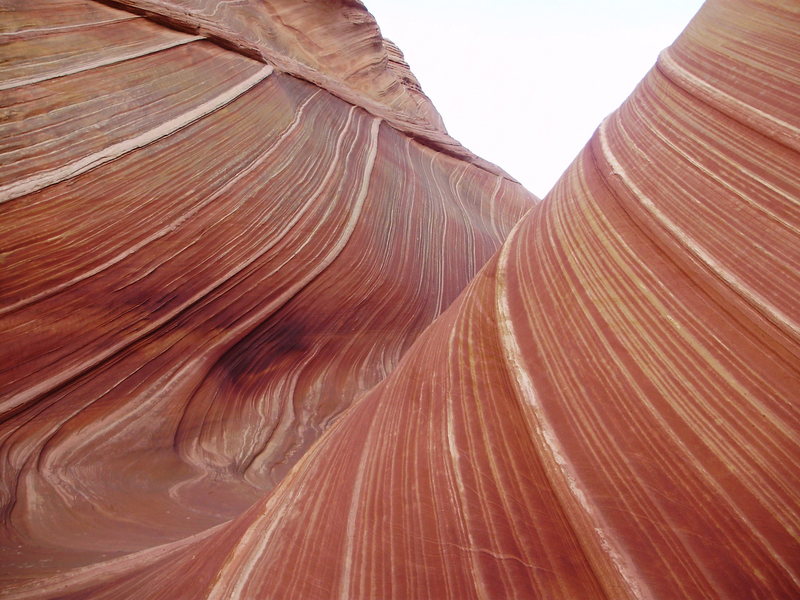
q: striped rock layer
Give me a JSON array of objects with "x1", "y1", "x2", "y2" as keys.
[
  {"x1": 0, "y1": 0, "x2": 798, "y2": 599},
  {"x1": 0, "y1": 0, "x2": 533, "y2": 588}
]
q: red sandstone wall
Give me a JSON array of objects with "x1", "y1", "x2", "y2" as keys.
[{"x1": 0, "y1": 1, "x2": 797, "y2": 598}]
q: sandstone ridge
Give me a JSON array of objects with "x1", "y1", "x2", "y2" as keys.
[{"x1": 0, "y1": 1, "x2": 798, "y2": 599}]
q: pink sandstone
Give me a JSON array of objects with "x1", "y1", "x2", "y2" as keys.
[{"x1": 0, "y1": 1, "x2": 797, "y2": 598}]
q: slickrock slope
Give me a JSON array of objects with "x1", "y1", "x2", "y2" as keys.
[
  {"x1": 1, "y1": 0, "x2": 798, "y2": 599},
  {"x1": 0, "y1": 0, "x2": 533, "y2": 588}
]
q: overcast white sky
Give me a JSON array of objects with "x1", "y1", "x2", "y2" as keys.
[{"x1": 365, "y1": 0, "x2": 705, "y2": 197}]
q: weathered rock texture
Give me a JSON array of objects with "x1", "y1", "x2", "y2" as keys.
[{"x1": 0, "y1": 0, "x2": 798, "y2": 598}]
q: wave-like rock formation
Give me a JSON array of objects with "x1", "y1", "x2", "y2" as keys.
[
  {"x1": 0, "y1": 0, "x2": 533, "y2": 587},
  {"x1": 0, "y1": 0, "x2": 798, "y2": 598}
]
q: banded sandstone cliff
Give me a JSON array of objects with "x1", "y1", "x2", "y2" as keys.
[{"x1": 0, "y1": 1, "x2": 798, "y2": 598}]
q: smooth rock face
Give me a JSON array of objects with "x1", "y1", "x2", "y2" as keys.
[
  {"x1": 0, "y1": 1, "x2": 797, "y2": 599},
  {"x1": 0, "y1": 0, "x2": 532, "y2": 584}
]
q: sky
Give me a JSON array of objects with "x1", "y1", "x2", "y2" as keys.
[{"x1": 364, "y1": 0, "x2": 706, "y2": 197}]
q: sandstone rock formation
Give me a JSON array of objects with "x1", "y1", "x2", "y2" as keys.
[{"x1": 0, "y1": 0, "x2": 798, "y2": 599}]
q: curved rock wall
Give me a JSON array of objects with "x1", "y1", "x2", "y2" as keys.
[
  {"x1": 1, "y1": 0, "x2": 798, "y2": 598},
  {"x1": 0, "y1": 0, "x2": 533, "y2": 587}
]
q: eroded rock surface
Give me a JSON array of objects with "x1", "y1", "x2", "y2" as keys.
[{"x1": 0, "y1": 1, "x2": 798, "y2": 599}]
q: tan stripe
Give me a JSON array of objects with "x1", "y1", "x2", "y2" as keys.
[
  {"x1": 597, "y1": 119, "x2": 800, "y2": 340},
  {"x1": 0, "y1": 35, "x2": 202, "y2": 92},
  {"x1": 657, "y1": 49, "x2": 799, "y2": 142},
  {"x1": 0, "y1": 15, "x2": 140, "y2": 42},
  {"x1": 0, "y1": 62, "x2": 271, "y2": 205}
]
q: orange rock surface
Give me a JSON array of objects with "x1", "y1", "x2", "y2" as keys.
[{"x1": 0, "y1": 1, "x2": 798, "y2": 599}]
